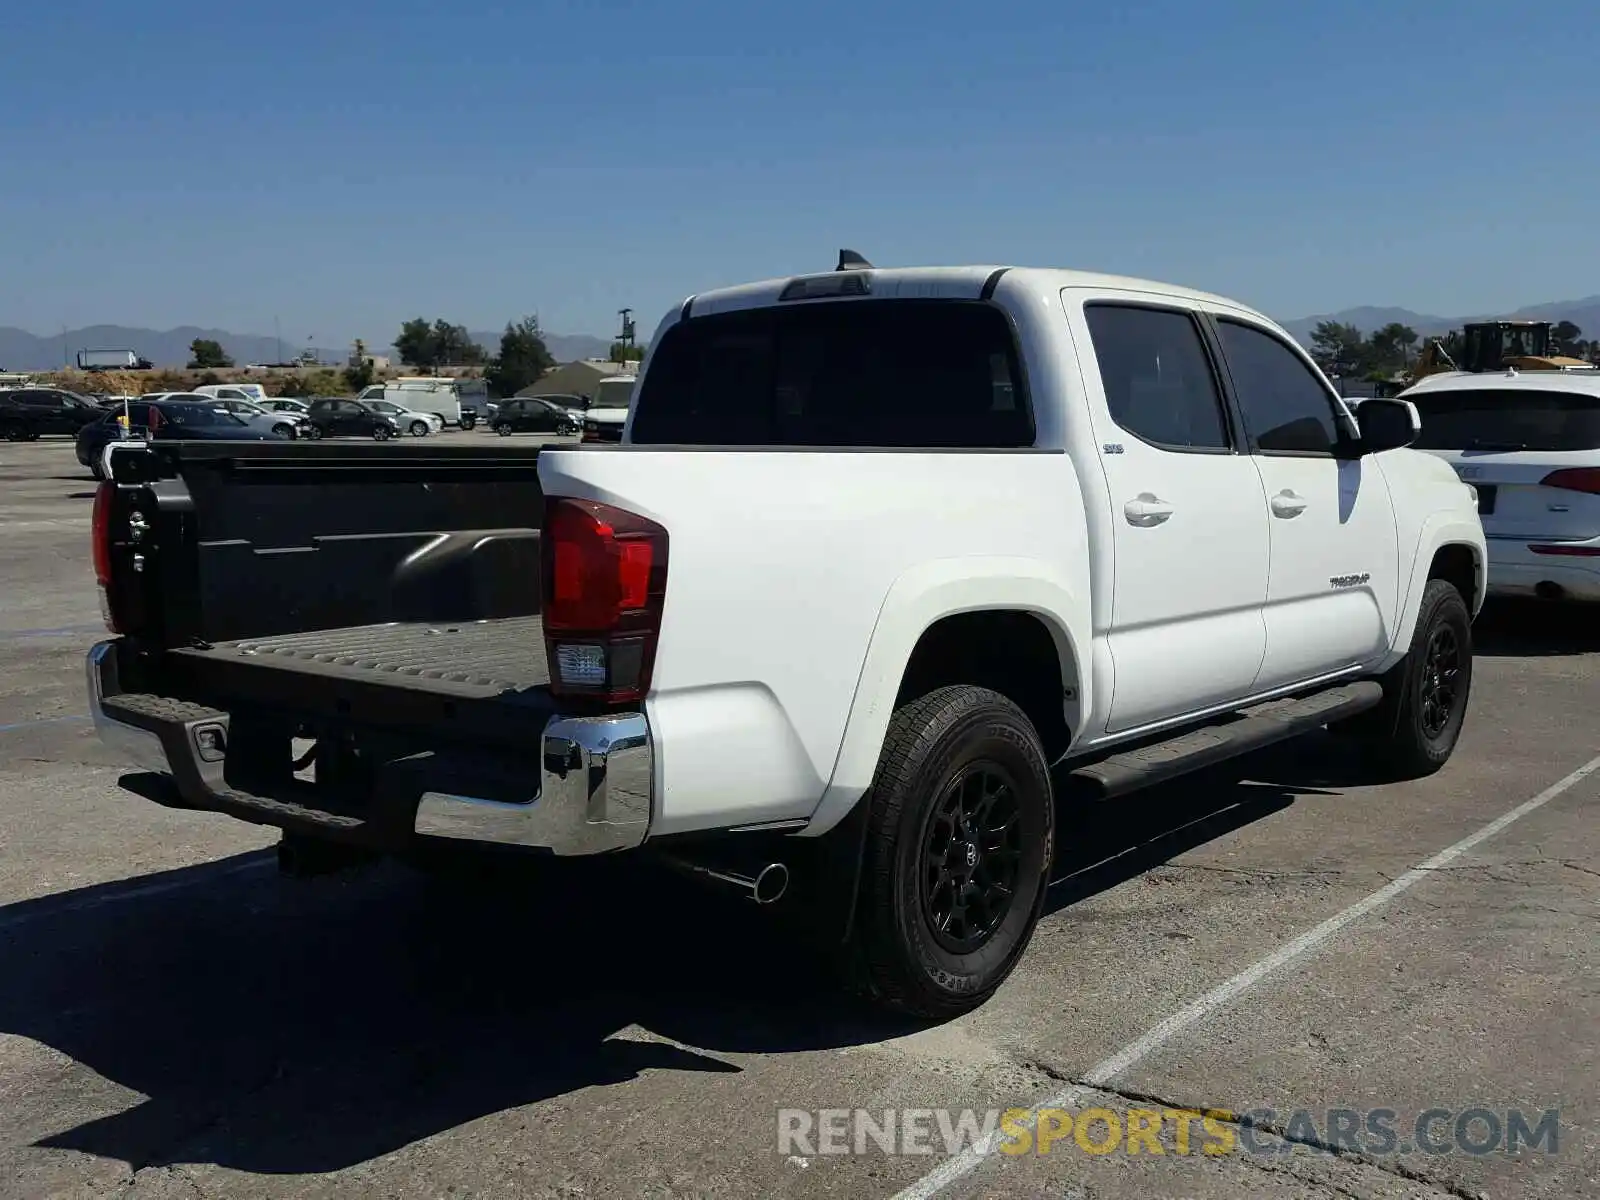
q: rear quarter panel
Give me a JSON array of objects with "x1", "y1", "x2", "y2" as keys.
[{"x1": 537, "y1": 448, "x2": 1091, "y2": 835}]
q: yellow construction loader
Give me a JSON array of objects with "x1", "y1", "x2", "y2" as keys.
[{"x1": 1411, "y1": 320, "x2": 1594, "y2": 380}]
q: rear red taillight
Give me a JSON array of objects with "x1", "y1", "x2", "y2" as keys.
[
  {"x1": 1528, "y1": 543, "x2": 1600, "y2": 557},
  {"x1": 1540, "y1": 468, "x2": 1600, "y2": 495},
  {"x1": 91, "y1": 480, "x2": 120, "y2": 633},
  {"x1": 541, "y1": 497, "x2": 667, "y2": 704},
  {"x1": 91, "y1": 481, "x2": 114, "y2": 588}
]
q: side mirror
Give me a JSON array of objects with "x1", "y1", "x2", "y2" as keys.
[{"x1": 1354, "y1": 398, "x2": 1420, "y2": 454}]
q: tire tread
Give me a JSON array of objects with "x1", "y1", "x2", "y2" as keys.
[{"x1": 850, "y1": 684, "x2": 1052, "y2": 1017}]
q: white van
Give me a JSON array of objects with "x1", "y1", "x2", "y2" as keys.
[
  {"x1": 361, "y1": 377, "x2": 484, "y2": 428},
  {"x1": 581, "y1": 375, "x2": 635, "y2": 442}
]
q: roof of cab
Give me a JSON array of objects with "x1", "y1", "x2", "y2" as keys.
[{"x1": 680, "y1": 264, "x2": 1275, "y2": 327}]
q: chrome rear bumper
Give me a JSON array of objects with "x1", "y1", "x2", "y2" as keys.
[
  {"x1": 86, "y1": 640, "x2": 654, "y2": 856},
  {"x1": 413, "y1": 713, "x2": 652, "y2": 854}
]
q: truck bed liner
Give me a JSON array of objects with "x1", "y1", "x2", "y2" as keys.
[{"x1": 169, "y1": 616, "x2": 550, "y2": 699}]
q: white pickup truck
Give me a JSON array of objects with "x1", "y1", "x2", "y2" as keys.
[{"x1": 86, "y1": 255, "x2": 1485, "y2": 1017}]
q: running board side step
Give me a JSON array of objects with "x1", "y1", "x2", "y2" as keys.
[{"x1": 1068, "y1": 681, "x2": 1384, "y2": 800}]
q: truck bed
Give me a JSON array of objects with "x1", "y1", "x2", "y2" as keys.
[
  {"x1": 102, "y1": 441, "x2": 560, "y2": 742},
  {"x1": 168, "y1": 615, "x2": 551, "y2": 698}
]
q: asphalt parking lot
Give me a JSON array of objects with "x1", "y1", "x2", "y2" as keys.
[{"x1": 2, "y1": 433, "x2": 1596, "y2": 1200}]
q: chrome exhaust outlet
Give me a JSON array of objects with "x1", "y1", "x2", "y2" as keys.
[{"x1": 659, "y1": 854, "x2": 790, "y2": 905}]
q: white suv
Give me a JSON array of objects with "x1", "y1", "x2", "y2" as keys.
[{"x1": 1401, "y1": 368, "x2": 1600, "y2": 601}]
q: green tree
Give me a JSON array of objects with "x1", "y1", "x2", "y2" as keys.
[
  {"x1": 1367, "y1": 322, "x2": 1419, "y2": 371},
  {"x1": 609, "y1": 341, "x2": 644, "y2": 363},
  {"x1": 1308, "y1": 321, "x2": 1367, "y2": 376},
  {"x1": 431, "y1": 319, "x2": 485, "y2": 366},
  {"x1": 188, "y1": 338, "x2": 233, "y2": 369},
  {"x1": 395, "y1": 318, "x2": 438, "y2": 369},
  {"x1": 484, "y1": 316, "x2": 555, "y2": 397},
  {"x1": 1552, "y1": 320, "x2": 1585, "y2": 356},
  {"x1": 394, "y1": 318, "x2": 485, "y2": 368}
]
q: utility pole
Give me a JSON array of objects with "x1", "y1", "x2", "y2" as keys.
[
  {"x1": 616, "y1": 308, "x2": 636, "y2": 360},
  {"x1": 275, "y1": 316, "x2": 283, "y2": 366}
]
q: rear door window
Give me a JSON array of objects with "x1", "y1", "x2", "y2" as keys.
[
  {"x1": 630, "y1": 300, "x2": 1032, "y2": 447},
  {"x1": 1409, "y1": 388, "x2": 1600, "y2": 451},
  {"x1": 1082, "y1": 304, "x2": 1232, "y2": 451}
]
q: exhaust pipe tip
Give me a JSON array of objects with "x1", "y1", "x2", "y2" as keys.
[
  {"x1": 751, "y1": 862, "x2": 789, "y2": 905},
  {"x1": 657, "y1": 853, "x2": 791, "y2": 905}
]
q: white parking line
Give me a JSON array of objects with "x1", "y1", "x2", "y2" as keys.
[{"x1": 891, "y1": 751, "x2": 1600, "y2": 1200}]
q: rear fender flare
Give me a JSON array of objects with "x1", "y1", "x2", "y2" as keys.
[{"x1": 798, "y1": 557, "x2": 1087, "y2": 838}]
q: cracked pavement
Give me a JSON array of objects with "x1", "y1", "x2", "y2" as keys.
[{"x1": 2, "y1": 438, "x2": 1597, "y2": 1199}]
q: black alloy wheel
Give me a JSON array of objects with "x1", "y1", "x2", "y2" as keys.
[
  {"x1": 1419, "y1": 624, "x2": 1462, "y2": 740},
  {"x1": 919, "y1": 764, "x2": 1024, "y2": 954}
]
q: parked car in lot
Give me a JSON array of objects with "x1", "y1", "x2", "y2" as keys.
[
  {"x1": 491, "y1": 396, "x2": 582, "y2": 436},
  {"x1": 189, "y1": 394, "x2": 310, "y2": 440},
  {"x1": 302, "y1": 397, "x2": 402, "y2": 440},
  {"x1": 191, "y1": 383, "x2": 270, "y2": 406},
  {"x1": 1401, "y1": 367, "x2": 1600, "y2": 602},
  {"x1": 83, "y1": 257, "x2": 1485, "y2": 1018},
  {"x1": 0, "y1": 386, "x2": 105, "y2": 440},
  {"x1": 362, "y1": 398, "x2": 443, "y2": 437},
  {"x1": 76, "y1": 399, "x2": 274, "y2": 477}
]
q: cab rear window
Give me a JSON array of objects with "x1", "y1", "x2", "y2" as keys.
[
  {"x1": 1411, "y1": 388, "x2": 1600, "y2": 451},
  {"x1": 629, "y1": 300, "x2": 1032, "y2": 447}
]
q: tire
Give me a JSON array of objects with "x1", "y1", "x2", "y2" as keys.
[
  {"x1": 848, "y1": 685, "x2": 1054, "y2": 1018},
  {"x1": 460, "y1": 414, "x2": 476, "y2": 431},
  {"x1": 409, "y1": 421, "x2": 429, "y2": 437},
  {"x1": 372, "y1": 423, "x2": 392, "y2": 441},
  {"x1": 1334, "y1": 578, "x2": 1472, "y2": 778},
  {"x1": 2, "y1": 428, "x2": 23, "y2": 442},
  {"x1": 304, "y1": 423, "x2": 324, "y2": 440},
  {"x1": 271, "y1": 423, "x2": 294, "y2": 439},
  {"x1": 495, "y1": 422, "x2": 512, "y2": 437}
]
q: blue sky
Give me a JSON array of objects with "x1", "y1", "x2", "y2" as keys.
[{"x1": 2, "y1": 0, "x2": 1595, "y2": 344}]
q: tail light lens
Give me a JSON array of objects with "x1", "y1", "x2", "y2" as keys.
[
  {"x1": 91, "y1": 481, "x2": 114, "y2": 589},
  {"x1": 1528, "y1": 543, "x2": 1600, "y2": 556},
  {"x1": 1540, "y1": 468, "x2": 1600, "y2": 495},
  {"x1": 91, "y1": 480, "x2": 121, "y2": 633},
  {"x1": 541, "y1": 497, "x2": 667, "y2": 703}
]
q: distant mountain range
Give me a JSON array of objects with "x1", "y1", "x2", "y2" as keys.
[
  {"x1": 0, "y1": 325, "x2": 613, "y2": 372},
  {"x1": 1279, "y1": 296, "x2": 1600, "y2": 347},
  {"x1": 5, "y1": 297, "x2": 1597, "y2": 371}
]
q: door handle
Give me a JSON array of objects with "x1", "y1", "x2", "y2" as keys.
[
  {"x1": 1270, "y1": 490, "x2": 1307, "y2": 518},
  {"x1": 1124, "y1": 494, "x2": 1174, "y2": 526}
]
